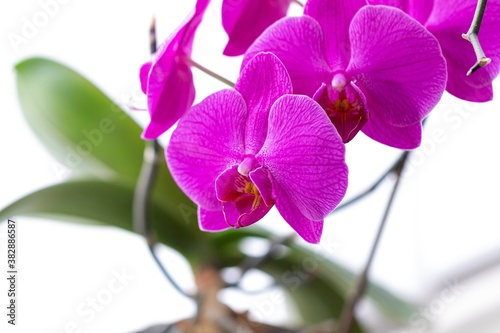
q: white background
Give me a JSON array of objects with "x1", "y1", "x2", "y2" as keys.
[{"x1": 1, "y1": 0, "x2": 500, "y2": 332}]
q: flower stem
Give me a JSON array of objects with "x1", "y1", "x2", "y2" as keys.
[
  {"x1": 149, "y1": 16, "x2": 157, "y2": 54},
  {"x1": 183, "y1": 57, "x2": 235, "y2": 87},
  {"x1": 225, "y1": 234, "x2": 294, "y2": 293},
  {"x1": 336, "y1": 151, "x2": 409, "y2": 333},
  {"x1": 133, "y1": 18, "x2": 195, "y2": 300},
  {"x1": 462, "y1": 0, "x2": 491, "y2": 75},
  {"x1": 133, "y1": 140, "x2": 195, "y2": 299},
  {"x1": 332, "y1": 153, "x2": 406, "y2": 213},
  {"x1": 293, "y1": 0, "x2": 305, "y2": 7},
  {"x1": 334, "y1": 117, "x2": 428, "y2": 214},
  {"x1": 133, "y1": 140, "x2": 160, "y2": 245}
]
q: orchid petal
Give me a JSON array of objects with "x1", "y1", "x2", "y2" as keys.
[
  {"x1": 426, "y1": 0, "x2": 500, "y2": 102},
  {"x1": 199, "y1": 207, "x2": 230, "y2": 231},
  {"x1": 140, "y1": 62, "x2": 151, "y2": 94},
  {"x1": 167, "y1": 89, "x2": 247, "y2": 210},
  {"x1": 236, "y1": 52, "x2": 293, "y2": 155},
  {"x1": 304, "y1": 0, "x2": 367, "y2": 70},
  {"x1": 258, "y1": 95, "x2": 348, "y2": 221},
  {"x1": 140, "y1": 0, "x2": 210, "y2": 139},
  {"x1": 361, "y1": 113, "x2": 422, "y2": 149},
  {"x1": 143, "y1": 60, "x2": 195, "y2": 139},
  {"x1": 244, "y1": 16, "x2": 332, "y2": 97},
  {"x1": 177, "y1": 0, "x2": 211, "y2": 55},
  {"x1": 347, "y1": 6, "x2": 446, "y2": 127},
  {"x1": 222, "y1": 0, "x2": 292, "y2": 56},
  {"x1": 274, "y1": 190, "x2": 324, "y2": 243},
  {"x1": 368, "y1": 0, "x2": 434, "y2": 25}
]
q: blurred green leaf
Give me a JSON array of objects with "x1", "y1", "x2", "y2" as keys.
[
  {"x1": 209, "y1": 232, "x2": 412, "y2": 325},
  {"x1": 278, "y1": 244, "x2": 415, "y2": 323},
  {"x1": 0, "y1": 180, "x2": 209, "y2": 261},
  {"x1": 15, "y1": 58, "x2": 144, "y2": 185},
  {"x1": 14, "y1": 57, "x2": 199, "y2": 228}
]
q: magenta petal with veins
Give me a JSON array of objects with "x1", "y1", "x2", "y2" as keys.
[
  {"x1": 222, "y1": 0, "x2": 292, "y2": 56},
  {"x1": 245, "y1": 0, "x2": 447, "y2": 149},
  {"x1": 139, "y1": 0, "x2": 209, "y2": 139},
  {"x1": 370, "y1": 0, "x2": 500, "y2": 102}
]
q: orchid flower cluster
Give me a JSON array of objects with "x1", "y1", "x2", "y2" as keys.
[{"x1": 140, "y1": 0, "x2": 500, "y2": 243}]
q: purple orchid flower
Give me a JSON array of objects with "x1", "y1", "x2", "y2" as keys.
[
  {"x1": 167, "y1": 52, "x2": 348, "y2": 243},
  {"x1": 222, "y1": 0, "x2": 292, "y2": 56},
  {"x1": 369, "y1": 0, "x2": 500, "y2": 102},
  {"x1": 243, "y1": 0, "x2": 447, "y2": 149},
  {"x1": 139, "y1": 0, "x2": 209, "y2": 140}
]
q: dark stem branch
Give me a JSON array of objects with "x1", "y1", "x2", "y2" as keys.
[
  {"x1": 334, "y1": 117, "x2": 428, "y2": 214},
  {"x1": 149, "y1": 16, "x2": 157, "y2": 54},
  {"x1": 462, "y1": 0, "x2": 491, "y2": 75},
  {"x1": 133, "y1": 140, "x2": 161, "y2": 246},
  {"x1": 225, "y1": 234, "x2": 294, "y2": 291},
  {"x1": 336, "y1": 151, "x2": 409, "y2": 333},
  {"x1": 133, "y1": 18, "x2": 195, "y2": 300},
  {"x1": 332, "y1": 152, "x2": 407, "y2": 214},
  {"x1": 239, "y1": 234, "x2": 295, "y2": 276},
  {"x1": 133, "y1": 140, "x2": 195, "y2": 299},
  {"x1": 293, "y1": 0, "x2": 305, "y2": 7}
]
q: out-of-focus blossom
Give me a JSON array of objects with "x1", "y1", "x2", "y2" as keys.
[
  {"x1": 222, "y1": 0, "x2": 292, "y2": 56},
  {"x1": 139, "y1": 0, "x2": 209, "y2": 139},
  {"x1": 167, "y1": 52, "x2": 348, "y2": 243},
  {"x1": 369, "y1": 0, "x2": 500, "y2": 102},
  {"x1": 244, "y1": 0, "x2": 447, "y2": 149}
]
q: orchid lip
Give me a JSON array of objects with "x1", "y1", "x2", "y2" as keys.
[
  {"x1": 313, "y1": 81, "x2": 369, "y2": 143},
  {"x1": 215, "y1": 163, "x2": 273, "y2": 229}
]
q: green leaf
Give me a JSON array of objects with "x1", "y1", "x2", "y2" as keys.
[
  {"x1": 15, "y1": 58, "x2": 145, "y2": 184},
  {"x1": 0, "y1": 180, "x2": 209, "y2": 262},
  {"x1": 209, "y1": 233, "x2": 413, "y2": 325},
  {"x1": 14, "y1": 57, "x2": 199, "y2": 226},
  {"x1": 282, "y1": 244, "x2": 415, "y2": 323}
]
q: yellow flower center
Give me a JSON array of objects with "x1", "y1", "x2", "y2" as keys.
[{"x1": 244, "y1": 181, "x2": 262, "y2": 209}]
